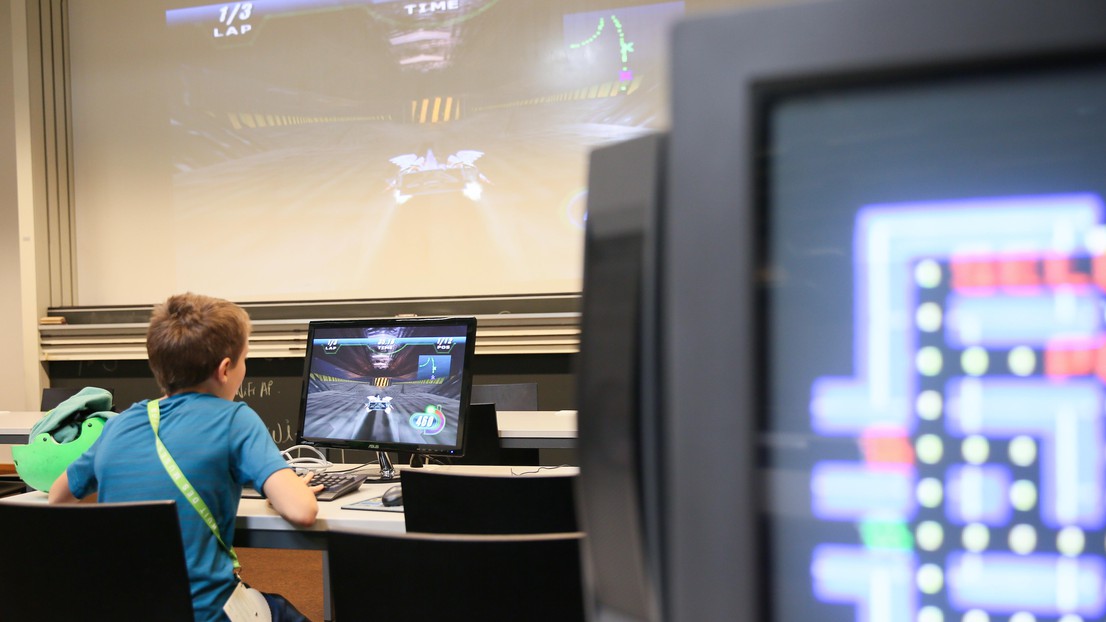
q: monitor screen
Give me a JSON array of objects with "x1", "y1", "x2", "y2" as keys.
[
  {"x1": 296, "y1": 317, "x2": 477, "y2": 463},
  {"x1": 766, "y1": 66, "x2": 1106, "y2": 622},
  {"x1": 658, "y1": 1, "x2": 1106, "y2": 620}
]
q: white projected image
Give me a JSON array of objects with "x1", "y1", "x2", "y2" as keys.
[{"x1": 70, "y1": 0, "x2": 684, "y2": 304}]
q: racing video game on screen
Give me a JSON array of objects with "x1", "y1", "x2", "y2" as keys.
[{"x1": 301, "y1": 324, "x2": 470, "y2": 448}]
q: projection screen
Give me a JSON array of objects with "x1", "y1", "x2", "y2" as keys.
[{"x1": 68, "y1": 0, "x2": 684, "y2": 305}]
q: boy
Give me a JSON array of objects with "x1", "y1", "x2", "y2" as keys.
[{"x1": 49, "y1": 293, "x2": 321, "y2": 621}]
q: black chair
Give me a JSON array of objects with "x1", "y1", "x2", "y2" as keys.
[
  {"x1": 0, "y1": 500, "x2": 194, "y2": 621},
  {"x1": 469, "y1": 382, "x2": 540, "y2": 464},
  {"x1": 327, "y1": 529, "x2": 585, "y2": 622},
  {"x1": 470, "y1": 382, "x2": 539, "y2": 411},
  {"x1": 40, "y1": 386, "x2": 115, "y2": 411},
  {"x1": 0, "y1": 480, "x2": 26, "y2": 498},
  {"x1": 451, "y1": 402, "x2": 503, "y2": 465},
  {"x1": 400, "y1": 468, "x2": 578, "y2": 534}
]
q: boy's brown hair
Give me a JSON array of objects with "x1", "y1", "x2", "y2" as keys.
[{"x1": 146, "y1": 293, "x2": 251, "y2": 394}]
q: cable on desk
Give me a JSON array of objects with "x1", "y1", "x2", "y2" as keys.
[{"x1": 510, "y1": 464, "x2": 573, "y2": 476}]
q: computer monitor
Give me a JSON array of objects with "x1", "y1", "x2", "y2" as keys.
[
  {"x1": 575, "y1": 132, "x2": 666, "y2": 622},
  {"x1": 295, "y1": 316, "x2": 477, "y2": 480},
  {"x1": 577, "y1": 0, "x2": 1106, "y2": 620}
]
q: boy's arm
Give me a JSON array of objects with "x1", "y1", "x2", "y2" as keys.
[
  {"x1": 262, "y1": 469, "x2": 321, "y2": 527},
  {"x1": 47, "y1": 472, "x2": 97, "y2": 504}
]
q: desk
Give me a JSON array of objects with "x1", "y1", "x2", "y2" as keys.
[
  {"x1": 0, "y1": 412, "x2": 44, "y2": 444},
  {"x1": 496, "y1": 410, "x2": 577, "y2": 449},
  {"x1": 0, "y1": 410, "x2": 578, "y2": 448},
  {"x1": 234, "y1": 478, "x2": 404, "y2": 549},
  {"x1": 237, "y1": 463, "x2": 577, "y2": 544},
  {"x1": 3, "y1": 464, "x2": 577, "y2": 542}
]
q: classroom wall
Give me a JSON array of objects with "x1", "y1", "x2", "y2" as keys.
[
  {"x1": 1, "y1": 0, "x2": 31, "y2": 415},
  {"x1": 2, "y1": 1, "x2": 30, "y2": 473}
]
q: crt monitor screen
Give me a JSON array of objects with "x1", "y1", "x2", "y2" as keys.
[
  {"x1": 663, "y1": 1, "x2": 1106, "y2": 620},
  {"x1": 767, "y1": 68, "x2": 1106, "y2": 620},
  {"x1": 296, "y1": 317, "x2": 477, "y2": 458}
]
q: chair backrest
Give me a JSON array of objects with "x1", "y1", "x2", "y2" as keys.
[
  {"x1": 400, "y1": 468, "x2": 579, "y2": 534},
  {"x1": 0, "y1": 481, "x2": 26, "y2": 498},
  {"x1": 452, "y1": 402, "x2": 502, "y2": 465},
  {"x1": 470, "y1": 382, "x2": 538, "y2": 411},
  {"x1": 466, "y1": 383, "x2": 542, "y2": 465},
  {"x1": 40, "y1": 386, "x2": 116, "y2": 411},
  {"x1": 327, "y1": 529, "x2": 585, "y2": 622},
  {"x1": 0, "y1": 500, "x2": 194, "y2": 621}
]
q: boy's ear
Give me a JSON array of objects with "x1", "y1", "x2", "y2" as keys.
[{"x1": 215, "y1": 356, "x2": 233, "y2": 383}]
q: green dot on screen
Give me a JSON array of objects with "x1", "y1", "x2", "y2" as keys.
[
  {"x1": 918, "y1": 606, "x2": 944, "y2": 622},
  {"x1": 916, "y1": 435, "x2": 944, "y2": 464},
  {"x1": 1010, "y1": 480, "x2": 1038, "y2": 512},
  {"x1": 916, "y1": 563, "x2": 944, "y2": 594},
  {"x1": 917, "y1": 347, "x2": 943, "y2": 376},
  {"x1": 1009, "y1": 524, "x2": 1037, "y2": 554},
  {"x1": 1057, "y1": 526, "x2": 1085, "y2": 557},
  {"x1": 916, "y1": 390, "x2": 943, "y2": 421},
  {"x1": 961, "y1": 523, "x2": 990, "y2": 552},
  {"x1": 961, "y1": 347, "x2": 989, "y2": 376},
  {"x1": 916, "y1": 521, "x2": 944, "y2": 551},
  {"x1": 916, "y1": 302, "x2": 943, "y2": 332},
  {"x1": 962, "y1": 435, "x2": 990, "y2": 464},
  {"x1": 1009, "y1": 436, "x2": 1037, "y2": 466},
  {"x1": 1008, "y1": 346, "x2": 1036, "y2": 376},
  {"x1": 915, "y1": 259, "x2": 943, "y2": 288},
  {"x1": 963, "y1": 610, "x2": 991, "y2": 622}
]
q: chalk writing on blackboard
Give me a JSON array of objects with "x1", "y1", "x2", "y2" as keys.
[
  {"x1": 236, "y1": 379, "x2": 274, "y2": 400},
  {"x1": 270, "y1": 418, "x2": 296, "y2": 445}
]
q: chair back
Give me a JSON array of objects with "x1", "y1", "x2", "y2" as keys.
[
  {"x1": 468, "y1": 382, "x2": 541, "y2": 464},
  {"x1": 0, "y1": 481, "x2": 26, "y2": 498},
  {"x1": 40, "y1": 386, "x2": 116, "y2": 411},
  {"x1": 0, "y1": 500, "x2": 194, "y2": 621},
  {"x1": 470, "y1": 382, "x2": 538, "y2": 411},
  {"x1": 401, "y1": 468, "x2": 578, "y2": 534},
  {"x1": 452, "y1": 402, "x2": 502, "y2": 465},
  {"x1": 327, "y1": 529, "x2": 585, "y2": 622}
]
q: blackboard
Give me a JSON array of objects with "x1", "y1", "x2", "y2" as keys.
[
  {"x1": 47, "y1": 354, "x2": 576, "y2": 452},
  {"x1": 46, "y1": 358, "x2": 306, "y2": 450}
]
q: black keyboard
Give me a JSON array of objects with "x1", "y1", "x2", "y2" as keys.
[
  {"x1": 241, "y1": 471, "x2": 369, "y2": 502},
  {"x1": 311, "y1": 472, "x2": 370, "y2": 502}
]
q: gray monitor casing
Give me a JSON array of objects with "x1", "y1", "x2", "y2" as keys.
[{"x1": 664, "y1": 1, "x2": 1106, "y2": 620}]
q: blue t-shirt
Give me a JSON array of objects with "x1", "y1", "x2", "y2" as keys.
[{"x1": 67, "y1": 393, "x2": 290, "y2": 622}]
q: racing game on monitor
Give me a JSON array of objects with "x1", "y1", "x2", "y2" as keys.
[{"x1": 297, "y1": 317, "x2": 477, "y2": 455}]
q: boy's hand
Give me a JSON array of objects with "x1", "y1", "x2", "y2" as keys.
[{"x1": 301, "y1": 471, "x2": 325, "y2": 496}]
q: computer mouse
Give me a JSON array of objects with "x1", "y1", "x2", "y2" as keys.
[{"x1": 381, "y1": 484, "x2": 403, "y2": 507}]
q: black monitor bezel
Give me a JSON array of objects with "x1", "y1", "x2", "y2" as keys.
[
  {"x1": 295, "y1": 316, "x2": 477, "y2": 458},
  {"x1": 664, "y1": 1, "x2": 1106, "y2": 620}
]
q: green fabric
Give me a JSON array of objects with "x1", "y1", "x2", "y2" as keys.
[{"x1": 30, "y1": 386, "x2": 115, "y2": 443}]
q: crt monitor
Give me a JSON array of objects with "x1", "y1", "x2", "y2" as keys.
[
  {"x1": 296, "y1": 316, "x2": 477, "y2": 480},
  {"x1": 577, "y1": 0, "x2": 1106, "y2": 620},
  {"x1": 575, "y1": 132, "x2": 666, "y2": 622}
]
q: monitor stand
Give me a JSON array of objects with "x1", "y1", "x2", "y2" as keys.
[{"x1": 363, "y1": 450, "x2": 401, "y2": 482}]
